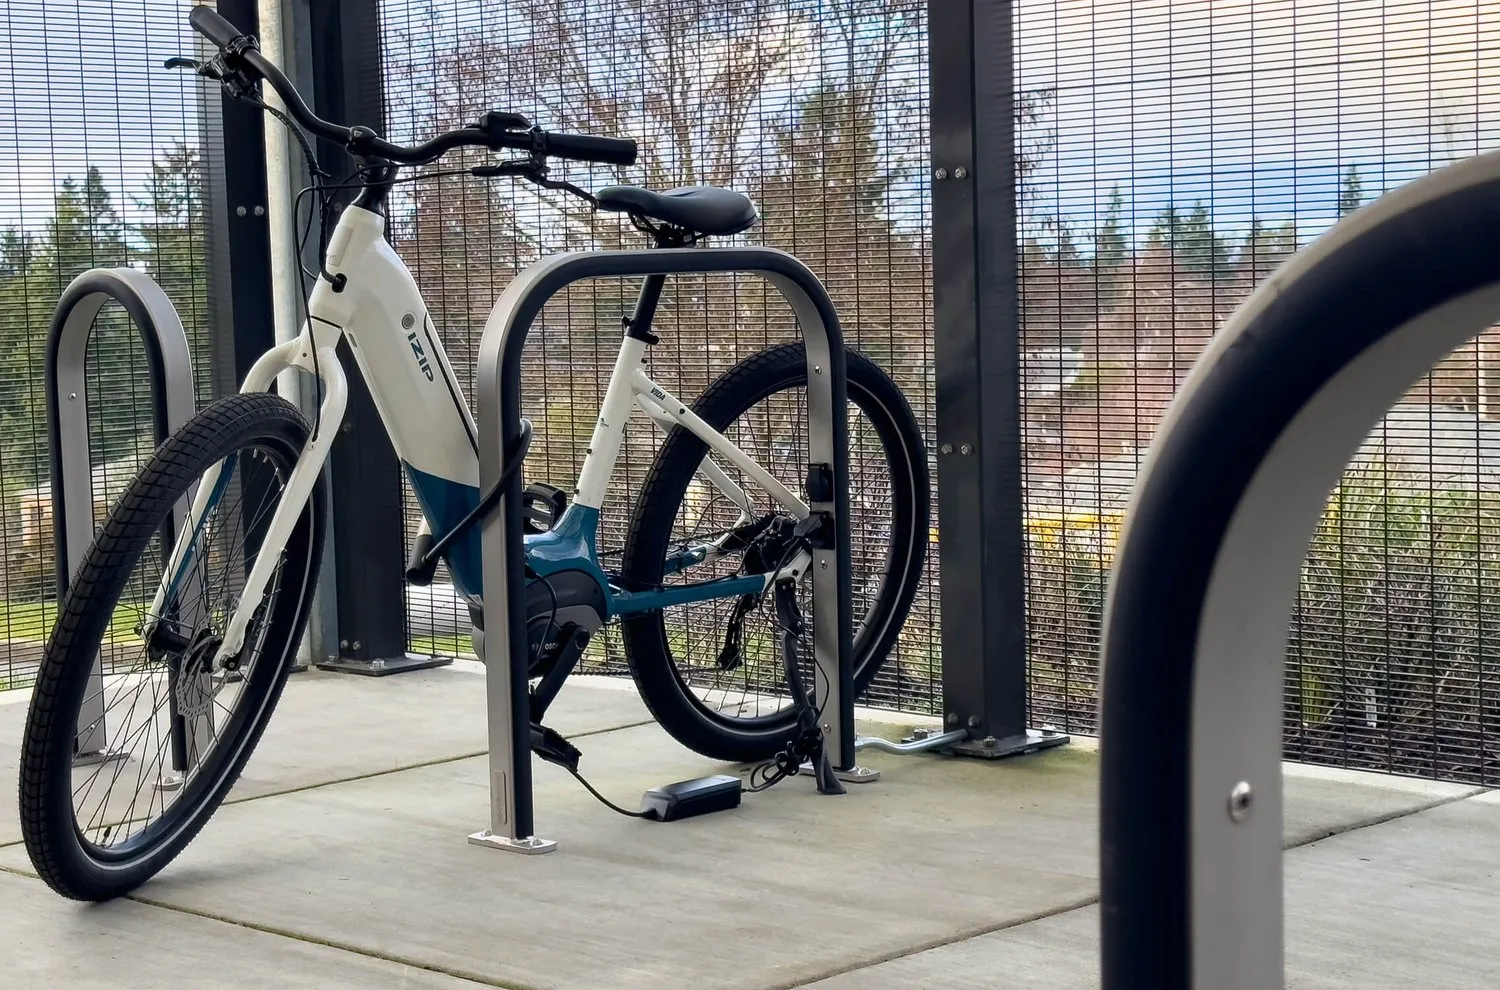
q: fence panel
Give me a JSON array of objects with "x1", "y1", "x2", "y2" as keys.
[
  {"x1": 0, "y1": 1, "x2": 217, "y2": 691},
  {"x1": 381, "y1": 0, "x2": 941, "y2": 714},
  {"x1": 1016, "y1": 0, "x2": 1500, "y2": 783}
]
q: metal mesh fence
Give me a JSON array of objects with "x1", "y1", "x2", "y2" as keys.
[
  {"x1": 0, "y1": 1, "x2": 214, "y2": 691},
  {"x1": 380, "y1": 0, "x2": 941, "y2": 713},
  {"x1": 2, "y1": 0, "x2": 1495, "y2": 786},
  {"x1": 1016, "y1": 0, "x2": 1500, "y2": 783}
]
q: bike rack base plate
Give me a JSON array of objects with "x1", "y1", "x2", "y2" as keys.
[
  {"x1": 466, "y1": 830, "x2": 558, "y2": 855},
  {"x1": 314, "y1": 652, "x2": 454, "y2": 677},
  {"x1": 947, "y1": 727, "x2": 1070, "y2": 760}
]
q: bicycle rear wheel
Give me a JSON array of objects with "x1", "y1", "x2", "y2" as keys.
[
  {"x1": 18, "y1": 392, "x2": 326, "y2": 901},
  {"x1": 620, "y1": 342, "x2": 929, "y2": 763}
]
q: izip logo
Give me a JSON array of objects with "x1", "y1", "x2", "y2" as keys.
[{"x1": 406, "y1": 329, "x2": 434, "y2": 381}]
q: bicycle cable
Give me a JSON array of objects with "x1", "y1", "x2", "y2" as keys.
[
  {"x1": 566, "y1": 764, "x2": 658, "y2": 820},
  {"x1": 545, "y1": 532, "x2": 825, "y2": 816}
]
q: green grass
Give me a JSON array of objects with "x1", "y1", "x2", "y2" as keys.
[
  {"x1": 408, "y1": 633, "x2": 474, "y2": 657},
  {"x1": 0, "y1": 598, "x2": 140, "y2": 644}
]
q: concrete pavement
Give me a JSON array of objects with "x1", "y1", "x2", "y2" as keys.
[{"x1": 1, "y1": 665, "x2": 1495, "y2": 988}]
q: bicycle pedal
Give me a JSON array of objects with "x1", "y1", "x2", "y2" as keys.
[{"x1": 529, "y1": 722, "x2": 581, "y2": 773}]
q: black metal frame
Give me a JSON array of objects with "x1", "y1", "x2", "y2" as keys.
[
  {"x1": 198, "y1": 0, "x2": 302, "y2": 672},
  {"x1": 928, "y1": 0, "x2": 1066, "y2": 758},
  {"x1": 303, "y1": 0, "x2": 442, "y2": 676}
]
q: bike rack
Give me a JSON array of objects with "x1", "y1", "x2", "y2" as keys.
[
  {"x1": 469, "y1": 246, "x2": 865, "y2": 854},
  {"x1": 1097, "y1": 150, "x2": 1500, "y2": 988},
  {"x1": 45, "y1": 267, "x2": 208, "y2": 781}
]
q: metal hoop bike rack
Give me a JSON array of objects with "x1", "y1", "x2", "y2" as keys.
[
  {"x1": 45, "y1": 267, "x2": 206, "y2": 781},
  {"x1": 468, "y1": 246, "x2": 863, "y2": 854},
  {"x1": 1098, "y1": 150, "x2": 1500, "y2": 987}
]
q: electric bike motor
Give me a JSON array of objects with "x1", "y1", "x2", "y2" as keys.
[{"x1": 467, "y1": 569, "x2": 607, "y2": 679}]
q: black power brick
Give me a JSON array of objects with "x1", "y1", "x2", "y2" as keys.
[{"x1": 639, "y1": 775, "x2": 742, "y2": 822}]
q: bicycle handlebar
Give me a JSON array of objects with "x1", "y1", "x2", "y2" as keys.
[
  {"x1": 187, "y1": 6, "x2": 638, "y2": 168},
  {"x1": 188, "y1": 5, "x2": 242, "y2": 48}
]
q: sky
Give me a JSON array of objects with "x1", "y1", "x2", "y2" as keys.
[
  {"x1": 3, "y1": 0, "x2": 1500, "y2": 252},
  {"x1": 0, "y1": 0, "x2": 204, "y2": 231},
  {"x1": 1015, "y1": 0, "x2": 1500, "y2": 244}
]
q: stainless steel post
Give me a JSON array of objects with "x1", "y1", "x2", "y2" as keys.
[
  {"x1": 470, "y1": 246, "x2": 860, "y2": 852},
  {"x1": 46, "y1": 268, "x2": 199, "y2": 764}
]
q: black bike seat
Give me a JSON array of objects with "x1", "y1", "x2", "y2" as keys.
[{"x1": 595, "y1": 184, "x2": 759, "y2": 237}]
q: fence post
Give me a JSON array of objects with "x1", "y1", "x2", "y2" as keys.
[
  {"x1": 258, "y1": 0, "x2": 340, "y2": 667},
  {"x1": 199, "y1": 0, "x2": 314, "y2": 668},
  {"x1": 928, "y1": 0, "x2": 1068, "y2": 758},
  {"x1": 302, "y1": 0, "x2": 446, "y2": 676}
]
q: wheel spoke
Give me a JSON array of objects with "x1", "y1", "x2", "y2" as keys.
[{"x1": 617, "y1": 346, "x2": 928, "y2": 761}]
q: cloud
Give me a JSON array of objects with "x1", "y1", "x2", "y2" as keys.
[
  {"x1": 1015, "y1": 0, "x2": 1500, "y2": 232},
  {"x1": 0, "y1": 0, "x2": 201, "y2": 229}
]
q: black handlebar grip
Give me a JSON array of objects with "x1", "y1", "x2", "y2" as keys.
[
  {"x1": 542, "y1": 132, "x2": 639, "y2": 167},
  {"x1": 189, "y1": 6, "x2": 246, "y2": 49}
]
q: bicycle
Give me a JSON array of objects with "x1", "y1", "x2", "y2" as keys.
[{"x1": 18, "y1": 6, "x2": 930, "y2": 902}]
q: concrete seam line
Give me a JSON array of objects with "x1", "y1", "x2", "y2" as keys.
[
  {"x1": 218, "y1": 718, "x2": 661, "y2": 806},
  {"x1": 0, "y1": 718, "x2": 660, "y2": 850},
  {"x1": 0, "y1": 864, "x2": 529, "y2": 990},
  {"x1": 776, "y1": 787, "x2": 1495, "y2": 988},
  {"x1": 123, "y1": 895, "x2": 540, "y2": 990},
  {"x1": 775, "y1": 892, "x2": 1105, "y2": 989},
  {"x1": 1283, "y1": 786, "x2": 1489, "y2": 852}
]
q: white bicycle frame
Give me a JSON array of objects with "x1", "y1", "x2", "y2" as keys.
[{"x1": 146, "y1": 201, "x2": 810, "y2": 669}]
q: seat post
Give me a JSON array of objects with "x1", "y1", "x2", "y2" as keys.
[{"x1": 625, "y1": 273, "x2": 667, "y2": 344}]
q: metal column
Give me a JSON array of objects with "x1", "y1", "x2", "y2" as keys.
[
  {"x1": 304, "y1": 0, "x2": 443, "y2": 676},
  {"x1": 196, "y1": 0, "x2": 303, "y2": 680},
  {"x1": 259, "y1": 0, "x2": 340, "y2": 668},
  {"x1": 928, "y1": 0, "x2": 1067, "y2": 758}
]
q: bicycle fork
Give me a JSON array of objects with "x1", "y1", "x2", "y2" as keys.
[{"x1": 143, "y1": 337, "x2": 348, "y2": 670}]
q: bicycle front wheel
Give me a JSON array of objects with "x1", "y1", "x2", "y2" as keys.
[
  {"x1": 620, "y1": 342, "x2": 930, "y2": 763},
  {"x1": 19, "y1": 392, "x2": 326, "y2": 901}
]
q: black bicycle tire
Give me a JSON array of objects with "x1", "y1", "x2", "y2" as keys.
[
  {"x1": 18, "y1": 392, "x2": 326, "y2": 901},
  {"x1": 620, "y1": 342, "x2": 929, "y2": 763}
]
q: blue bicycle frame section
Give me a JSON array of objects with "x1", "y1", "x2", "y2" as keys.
[
  {"x1": 160, "y1": 453, "x2": 238, "y2": 609},
  {"x1": 403, "y1": 461, "x2": 767, "y2": 618}
]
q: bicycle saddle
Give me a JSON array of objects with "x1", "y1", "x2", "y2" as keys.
[{"x1": 595, "y1": 184, "x2": 759, "y2": 237}]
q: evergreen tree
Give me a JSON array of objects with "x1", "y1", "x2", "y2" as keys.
[
  {"x1": 1235, "y1": 218, "x2": 1299, "y2": 287},
  {"x1": 1148, "y1": 202, "x2": 1232, "y2": 278},
  {"x1": 133, "y1": 143, "x2": 210, "y2": 383},
  {"x1": 1337, "y1": 165, "x2": 1365, "y2": 217},
  {"x1": 1095, "y1": 186, "x2": 1127, "y2": 268},
  {"x1": 47, "y1": 167, "x2": 127, "y2": 275}
]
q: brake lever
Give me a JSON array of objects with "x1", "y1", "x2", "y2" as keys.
[
  {"x1": 163, "y1": 56, "x2": 201, "y2": 71},
  {"x1": 470, "y1": 157, "x2": 545, "y2": 179}
]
